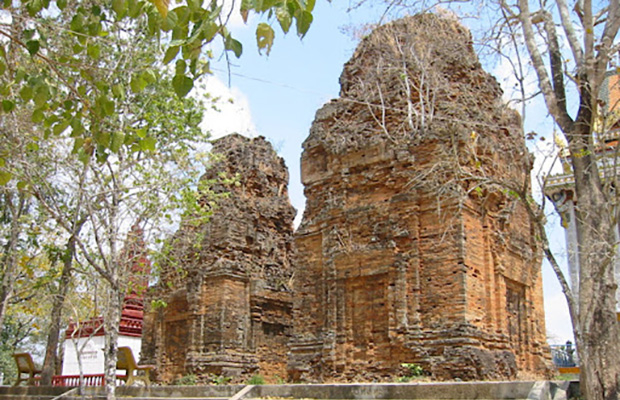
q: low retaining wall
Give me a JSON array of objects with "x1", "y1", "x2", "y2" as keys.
[
  {"x1": 248, "y1": 382, "x2": 545, "y2": 399},
  {"x1": 0, "y1": 381, "x2": 579, "y2": 400}
]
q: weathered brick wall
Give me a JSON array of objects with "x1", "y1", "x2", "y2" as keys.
[
  {"x1": 141, "y1": 134, "x2": 296, "y2": 384},
  {"x1": 288, "y1": 14, "x2": 552, "y2": 382}
]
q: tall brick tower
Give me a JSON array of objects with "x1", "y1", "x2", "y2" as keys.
[{"x1": 288, "y1": 14, "x2": 551, "y2": 381}]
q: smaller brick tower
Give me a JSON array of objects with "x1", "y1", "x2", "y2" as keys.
[{"x1": 141, "y1": 134, "x2": 296, "y2": 383}]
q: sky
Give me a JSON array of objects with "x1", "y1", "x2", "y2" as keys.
[{"x1": 199, "y1": 0, "x2": 575, "y2": 345}]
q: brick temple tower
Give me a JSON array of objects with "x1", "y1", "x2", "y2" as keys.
[
  {"x1": 288, "y1": 14, "x2": 552, "y2": 381},
  {"x1": 141, "y1": 135, "x2": 296, "y2": 383}
]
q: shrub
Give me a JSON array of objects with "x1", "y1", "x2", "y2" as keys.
[
  {"x1": 211, "y1": 375, "x2": 232, "y2": 385},
  {"x1": 401, "y1": 363, "x2": 424, "y2": 377},
  {"x1": 247, "y1": 374, "x2": 265, "y2": 385},
  {"x1": 174, "y1": 374, "x2": 197, "y2": 386}
]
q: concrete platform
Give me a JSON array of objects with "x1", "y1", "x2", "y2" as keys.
[{"x1": 0, "y1": 381, "x2": 579, "y2": 400}]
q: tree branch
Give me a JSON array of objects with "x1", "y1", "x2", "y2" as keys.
[{"x1": 517, "y1": 0, "x2": 574, "y2": 132}]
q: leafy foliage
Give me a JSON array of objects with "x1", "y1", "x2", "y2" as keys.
[{"x1": 0, "y1": 0, "x2": 316, "y2": 184}]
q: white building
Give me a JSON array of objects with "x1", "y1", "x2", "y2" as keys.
[{"x1": 61, "y1": 296, "x2": 144, "y2": 377}]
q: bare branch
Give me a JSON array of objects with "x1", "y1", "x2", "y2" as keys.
[
  {"x1": 517, "y1": 0, "x2": 574, "y2": 132},
  {"x1": 556, "y1": 0, "x2": 584, "y2": 68}
]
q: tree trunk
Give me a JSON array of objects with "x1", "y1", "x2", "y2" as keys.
[
  {"x1": 40, "y1": 231, "x2": 79, "y2": 385},
  {"x1": 570, "y1": 118, "x2": 620, "y2": 400},
  {"x1": 0, "y1": 193, "x2": 27, "y2": 337},
  {"x1": 104, "y1": 285, "x2": 122, "y2": 400}
]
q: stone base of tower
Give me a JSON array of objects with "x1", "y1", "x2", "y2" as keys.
[
  {"x1": 186, "y1": 351, "x2": 259, "y2": 378},
  {"x1": 289, "y1": 324, "x2": 553, "y2": 382}
]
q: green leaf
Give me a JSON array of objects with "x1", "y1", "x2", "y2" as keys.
[
  {"x1": 161, "y1": 9, "x2": 178, "y2": 31},
  {"x1": 112, "y1": 0, "x2": 125, "y2": 16},
  {"x1": 256, "y1": 23, "x2": 274, "y2": 55},
  {"x1": 56, "y1": 0, "x2": 67, "y2": 10},
  {"x1": 240, "y1": 0, "x2": 251, "y2": 22},
  {"x1": 26, "y1": 40, "x2": 40, "y2": 56},
  {"x1": 0, "y1": 171, "x2": 12, "y2": 186},
  {"x1": 87, "y1": 43, "x2": 101, "y2": 59},
  {"x1": 295, "y1": 9, "x2": 312, "y2": 37},
  {"x1": 26, "y1": 0, "x2": 42, "y2": 16},
  {"x1": 96, "y1": 147, "x2": 109, "y2": 163},
  {"x1": 141, "y1": 69, "x2": 157, "y2": 84},
  {"x1": 128, "y1": 0, "x2": 143, "y2": 18},
  {"x1": 112, "y1": 83, "x2": 125, "y2": 99},
  {"x1": 34, "y1": 84, "x2": 49, "y2": 107},
  {"x1": 203, "y1": 21, "x2": 219, "y2": 42},
  {"x1": 70, "y1": 118, "x2": 84, "y2": 136},
  {"x1": 140, "y1": 136, "x2": 157, "y2": 151},
  {"x1": 20, "y1": 86, "x2": 34, "y2": 102},
  {"x1": 53, "y1": 120, "x2": 70, "y2": 135},
  {"x1": 175, "y1": 59, "x2": 186, "y2": 76},
  {"x1": 110, "y1": 132, "x2": 125, "y2": 153},
  {"x1": 78, "y1": 148, "x2": 91, "y2": 164},
  {"x1": 15, "y1": 68, "x2": 26, "y2": 83},
  {"x1": 95, "y1": 131, "x2": 111, "y2": 147},
  {"x1": 70, "y1": 13, "x2": 84, "y2": 32},
  {"x1": 32, "y1": 109, "x2": 44, "y2": 123},
  {"x1": 101, "y1": 97, "x2": 115, "y2": 116},
  {"x1": 72, "y1": 138, "x2": 84, "y2": 154},
  {"x1": 187, "y1": 0, "x2": 201, "y2": 12},
  {"x1": 2, "y1": 100, "x2": 15, "y2": 112},
  {"x1": 0, "y1": 158, "x2": 5, "y2": 168},
  {"x1": 24, "y1": 29, "x2": 36, "y2": 40},
  {"x1": 130, "y1": 74, "x2": 147, "y2": 93},
  {"x1": 172, "y1": 74, "x2": 193, "y2": 98},
  {"x1": 224, "y1": 35, "x2": 243, "y2": 58},
  {"x1": 26, "y1": 141, "x2": 39, "y2": 151},
  {"x1": 163, "y1": 46, "x2": 179, "y2": 64},
  {"x1": 276, "y1": 7, "x2": 292, "y2": 33},
  {"x1": 147, "y1": 11, "x2": 160, "y2": 34},
  {"x1": 173, "y1": 5, "x2": 190, "y2": 25},
  {"x1": 149, "y1": 0, "x2": 169, "y2": 18},
  {"x1": 305, "y1": 0, "x2": 315, "y2": 12},
  {"x1": 0, "y1": 60, "x2": 5, "y2": 76}
]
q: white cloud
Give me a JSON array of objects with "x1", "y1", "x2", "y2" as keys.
[{"x1": 197, "y1": 75, "x2": 258, "y2": 140}]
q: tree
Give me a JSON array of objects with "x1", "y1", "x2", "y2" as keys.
[
  {"x1": 0, "y1": 0, "x2": 316, "y2": 166},
  {"x1": 350, "y1": 1, "x2": 620, "y2": 399},
  {"x1": 1, "y1": 7, "x2": 223, "y2": 397},
  {"x1": 27, "y1": 77, "x2": 213, "y2": 400}
]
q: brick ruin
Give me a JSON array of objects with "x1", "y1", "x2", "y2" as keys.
[
  {"x1": 141, "y1": 134, "x2": 296, "y2": 383},
  {"x1": 141, "y1": 14, "x2": 551, "y2": 383},
  {"x1": 288, "y1": 14, "x2": 551, "y2": 381}
]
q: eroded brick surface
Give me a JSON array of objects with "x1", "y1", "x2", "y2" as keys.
[
  {"x1": 287, "y1": 14, "x2": 552, "y2": 382},
  {"x1": 141, "y1": 134, "x2": 296, "y2": 383}
]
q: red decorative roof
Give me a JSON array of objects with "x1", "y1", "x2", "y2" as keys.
[
  {"x1": 65, "y1": 223, "x2": 150, "y2": 340},
  {"x1": 65, "y1": 296, "x2": 144, "y2": 339}
]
